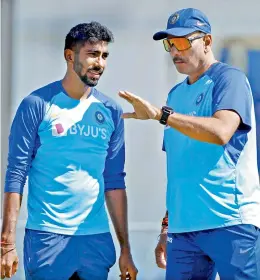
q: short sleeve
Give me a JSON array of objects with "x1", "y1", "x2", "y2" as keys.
[{"x1": 212, "y1": 69, "x2": 252, "y2": 131}]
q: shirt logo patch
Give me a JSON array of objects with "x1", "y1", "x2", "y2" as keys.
[
  {"x1": 95, "y1": 111, "x2": 105, "y2": 124},
  {"x1": 55, "y1": 123, "x2": 64, "y2": 134},
  {"x1": 196, "y1": 93, "x2": 204, "y2": 105},
  {"x1": 170, "y1": 13, "x2": 179, "y2": 25}
]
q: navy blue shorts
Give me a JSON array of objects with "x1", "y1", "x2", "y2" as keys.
[
  {"x1": 166, "y1": 224, "x2": 260, "y2": 280},
  {"x1": 23, "y1": 229, "x2": 116, "y2": 280}
]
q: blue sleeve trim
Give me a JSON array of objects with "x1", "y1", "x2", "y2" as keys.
[
  {"x1": 102, "y1": 100, "x2": 126, "y2": 191},
  {"x1": 4, "y1": 181, "x2": 25, "y2": 194}
]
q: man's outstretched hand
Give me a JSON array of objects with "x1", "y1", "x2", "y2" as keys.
[{"x1": 119, "y1": 91, "x2": 161, "y2": 121}]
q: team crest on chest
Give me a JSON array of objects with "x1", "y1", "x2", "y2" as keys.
[
  {"x1": 95, "y1": 111, "x2": 105, "y2": 124},
  {"x1": 196, "y1": 93, "x2": 204, "y2": 105}
]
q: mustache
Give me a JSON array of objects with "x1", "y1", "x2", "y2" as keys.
[
  {"x1": 88, "y1": 66, "x2": 103, "y2": 74},
  {"x1": 173, "y1": 57, "x2": 186, "y2": 63}
]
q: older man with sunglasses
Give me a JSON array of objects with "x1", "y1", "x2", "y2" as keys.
[{"x1": 119, "y1": 8, "x2": 260, "y2": 280}]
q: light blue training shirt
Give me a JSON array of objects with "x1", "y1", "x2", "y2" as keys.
[
  {"x1": 5, "y1": 81, "x2": 126, "y2": 235},
  {"x1": 164, "y1": 62, "x2": 260, "y2": 233}
]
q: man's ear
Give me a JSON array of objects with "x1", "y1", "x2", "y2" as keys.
[
  {"x1": 204, "y1": 34, "x2": 212, "y2": 47},
  {"x1": 203, "y1": 34, "x2": 212, "y2": 53},
  {"x1": 64, "y1": 49, "x2": 74, "y2": 63}
]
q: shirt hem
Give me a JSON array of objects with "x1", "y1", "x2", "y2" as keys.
[
  {"x1": 169, "y1": 219, "x2": 245, "y2": 233},
  {"x1": 25, "y1": 223, "x2": 110, "y2": 236}
]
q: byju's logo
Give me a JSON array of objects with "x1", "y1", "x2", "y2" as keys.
[
  {"x1": 95, "y1": 111, "x2": 105, "y2": 124},
  {"x1": 52, "y1": 124, "x2": 107, "y2": 140}
]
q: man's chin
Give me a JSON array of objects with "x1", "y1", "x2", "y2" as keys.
[
  {"x1": 87, "y1": 82, "x2": 98, "y2": 87},
  {"x1": 174, "y1": 65, "x2": 189, "y2": 75},
  {"x1": 82, "y1": 78, "x2": 99, "y2": 87}
]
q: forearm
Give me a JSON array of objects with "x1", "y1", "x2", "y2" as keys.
[
  {"x1": 1, "y1": 193, "x2": 22, "y2": 243},
  {"x1": 166, "y1": 112, "x2": 230, "y2": 145},
  {"x1": 105, "y1": 189, "x2": 130, "y2": 251}
]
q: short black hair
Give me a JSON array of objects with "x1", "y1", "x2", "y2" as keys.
[{"x1": 64, "y1": 21, "x2": 114, "y2": 51}]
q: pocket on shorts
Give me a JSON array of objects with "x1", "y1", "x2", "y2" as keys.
[
  {"x1": 24, "y1": 229, "x2": 65, "y2": 276},
  {"x1": 230, "y1": 224, "x2": 260, "y2": 269},
  {"x1": 95, "y1": 232, "x2": 117, "y2": 269}
]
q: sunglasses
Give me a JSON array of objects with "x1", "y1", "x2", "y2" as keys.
[{"x1": 163, "y1": 34, "x2": 205, "y2": 52}]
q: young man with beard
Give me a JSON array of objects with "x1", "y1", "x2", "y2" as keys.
[{"x1": 1, "y1": 22, "x2": 137, "y2": 280}]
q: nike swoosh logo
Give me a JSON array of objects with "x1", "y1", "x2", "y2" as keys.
[
  {"x1": 197, "y1": 21, "x2": 206, "y2": 26},
  {"x1": 240, "y1": 247, "x2": 251, "y2": 254}
]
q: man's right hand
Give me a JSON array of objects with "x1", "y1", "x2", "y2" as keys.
[
  {"x1": 0, "y1": 247, "x2": 19, "y2": 279},
  {"x1": 155, "y1": 232, "x2": 167, "y2": 269}
]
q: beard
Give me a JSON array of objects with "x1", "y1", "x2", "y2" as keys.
[
  {"x1": 78, "y1": 73, "x2": 99, "y2": 87},
  {"x1": 73, "y1": 60, "x2": 103, "y2": 87}
]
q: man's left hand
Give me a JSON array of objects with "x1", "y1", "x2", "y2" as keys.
[
  {"x1": 119, "y1": 91, "x2": 161, "y2": 120},
  {"x1": 119, "y1": 249, "x2": 138, "y2": 280}
]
